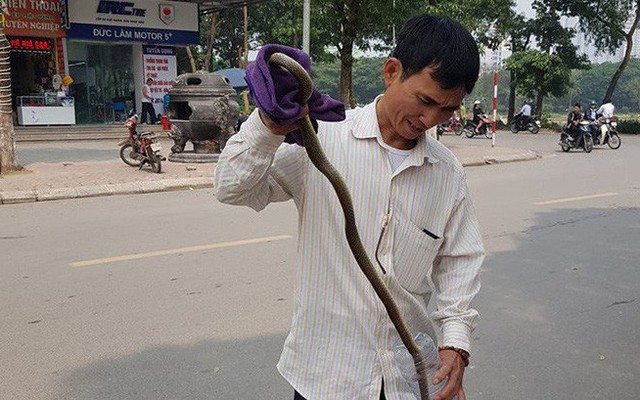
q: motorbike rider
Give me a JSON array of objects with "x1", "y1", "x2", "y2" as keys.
[
  {"x1": 585, "y1": 101, "x2": 599, "y2": 142},
  {"x1": 473, "y1": 100, "x2": 485, "y2": 133},
  {"x1": 596, "y1": 100, "x2": 615, "y2": 119},
  {"x1": 565, "y1": 102, "x2": 583, "y2": 142},
  {"x1": 519, "y1": 100, "x2": 533, "y2": 125},
  {"x1": 459, "y1": 100, "x2": 467, "y2": 123}
]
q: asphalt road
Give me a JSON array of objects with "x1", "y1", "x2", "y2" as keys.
[{"x1": 2, "y1": 133, "x2": 639, "y2": 399}]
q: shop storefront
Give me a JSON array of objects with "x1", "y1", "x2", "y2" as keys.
[
  {"x1": 66, "y1": 0, "x2": 199, "y2": 124},
  {"x1": 4, "y1": 0, "x2": 72, "y2": 125}
]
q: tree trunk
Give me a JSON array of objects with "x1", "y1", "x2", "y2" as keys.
[
  {"x1": 603, "y1": 8, "x2": 640, "y2": 103},
  {"x1": 0, "y1": 26, "x2": 18, "y2": 174},
  {"x1": 339, "y1": 44, "x2": 355, "y2": 108},
  {"x1": 185, "y1": 46, "x2": 197, "y2": 72},
  {"x1": 508, "y1": 69, "x2": 517, "y2": 122},
  {"x1": 203, "y1": 13, "x2": 219, "y2": 72}
]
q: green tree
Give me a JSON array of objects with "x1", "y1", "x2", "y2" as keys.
[
  {"x1": 561, "y1": 0, "x2": 640, "y2": 103},
  {"x1": 249, "y1": 0, "x2": 333, "y2": 62},
  {"x1": 425, "y1": 0, "x2": 516, "y2": 49},
  {"x1": 505, "y1": 0, "x2": 590, "y2": 115},
  {"x1": 313, "y1": 0, "x2": 423, "y2": 107}
]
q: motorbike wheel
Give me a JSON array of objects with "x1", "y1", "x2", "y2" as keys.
[
  {"x1": 509, "y1": 121, "x2": 519, "y2": 134},
  {"x1": 453, "y1": 125, "x2": 463, "y2": 136},
  {"x1": 528, "y1": 124, "x2": 540, "y2": 134},
  {"x1": 464, "y1": 127, "x2": 475, "y2": 138},
  {"x1": 484, "y1": 129, "x2": 493, "y2": 139},
  {"x1": 583, "y1": 136, "x2": 593, "y2": 153},
  {"x1": 148, "y1": 152, "x2": 162, "y2": 173},
  {"x1": 561, "y1": 143, "x2": 571, "y2": 152},
  {"x1": 120, "y1": 144, "x2": 142, "y2": 167},
  {"x1": 607, "y1": 133, "x2": 621, "y2": 149}
]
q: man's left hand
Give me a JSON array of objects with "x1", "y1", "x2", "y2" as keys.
[{"x1": 432, "y1": 349, "x2": 466, "y2": 400}]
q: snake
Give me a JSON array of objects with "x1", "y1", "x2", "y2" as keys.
[{"x1": 268, "y1": 53, "x2": 433, "y2": 400}]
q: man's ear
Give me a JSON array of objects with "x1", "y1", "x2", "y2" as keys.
[{"x1": 383, "y1": 58, "x2": 403, "y2": 87}]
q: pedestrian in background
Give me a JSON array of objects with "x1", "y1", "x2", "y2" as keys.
[{"x1": 140, "y1": 77, "x2": 157, "y2": 124}]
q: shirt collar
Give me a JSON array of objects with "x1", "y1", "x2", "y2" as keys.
[{"x1": 350, "y1": 96, "x2": 440, "y2": 164}]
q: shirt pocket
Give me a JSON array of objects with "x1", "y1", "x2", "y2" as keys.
[{"x1": 392, "y1": 218, "x2": 443, "y2": 295}]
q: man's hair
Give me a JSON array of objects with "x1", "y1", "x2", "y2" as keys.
[
  {"x1": 392, "y1": 15, "x2": 480, "y2": 94},
  {"x1": 574, "y1": 102, "x2": 581, "y2": 108}
]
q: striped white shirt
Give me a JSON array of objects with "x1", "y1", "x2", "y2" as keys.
[{"x1": 214, "y1": 100, "x2": 484, "y2": 400}]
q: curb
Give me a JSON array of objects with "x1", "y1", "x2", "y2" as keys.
[
  {"x1": 459, "y1": 149, "x2": 542, "y2": 167},
  {"x1": 0, "y1": 177, "x2": 212, "y2": 205},
  {"x1": 0, "y1": 151, "x2": 542, "y2": 205}
]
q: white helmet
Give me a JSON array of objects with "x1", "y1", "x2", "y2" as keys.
[{"x1": 474, "y1": 100, "x2": 481, "y2": 105}]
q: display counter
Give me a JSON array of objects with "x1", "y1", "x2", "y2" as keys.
[{"x1": 17, "y1": 94, "x2": 76, "y2": 126}]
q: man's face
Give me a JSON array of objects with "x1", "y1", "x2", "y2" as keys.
[
  {"x1": 377, "y1": 59, "x2": 465, "y2": 148},
  {"x1": 574, "y1": 106, "x2": 581, "y2": 112}
]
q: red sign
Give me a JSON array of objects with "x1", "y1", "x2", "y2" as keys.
[
  {"x1": 8, "y1": 37, "x2": 53, "y2": 52},
  {"x1": 4, "y1": 0, "x2": 66, "y2": 38}
]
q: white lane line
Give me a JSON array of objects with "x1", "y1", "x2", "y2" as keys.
[
  {"x1": 532, "y1": 192, "x2": 619, "y2": 206},
  {"x1": 70, "y1": 235, "x2": 293, "y2": 267}
]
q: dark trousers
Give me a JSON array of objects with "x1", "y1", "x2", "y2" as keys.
[
  {"x1": 294, "y1": 381, "x2": 386, "y2": 400},
  {"x1": 140, "y1": 102, "x2": 157, "y2": 124}
]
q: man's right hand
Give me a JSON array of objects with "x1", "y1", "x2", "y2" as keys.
[{"x1": 258, "y1": 105, "x2": 308, "y2": 136}]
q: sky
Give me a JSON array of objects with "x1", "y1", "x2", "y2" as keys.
[{"x1": 515, "y1": 0, "x2": 534, "y2": 18}]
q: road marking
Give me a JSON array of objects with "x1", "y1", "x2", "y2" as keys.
[
  {"x1": 69, "y1": 235, "x2": 293, "y2": 267},
  {"x1": 532, "y1": 192, "x2": 619, "y2": 206}
]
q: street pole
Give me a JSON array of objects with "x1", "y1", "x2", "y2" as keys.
[
  {"x1": 302, "y1": 0, "x2": 310, "y2": 54},
  {"x1": 491, "y1": 44, "x2": 503, "y2": 148},
  {"x1": 492, "y1": 68, "x2": 498, "y2": 148}
]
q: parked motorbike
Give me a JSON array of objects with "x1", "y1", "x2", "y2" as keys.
[
  {"x1": 510, "y1": 112, "x2": 540, "y2": 134},
  {"x1": 118, "y1": 114, "x2": 163, "y2": 173},
  {"x1": 594, "y1": 116, "x2": 621, "y2": 149},
  {"x1": 437, "y1": 115, "x2": 464, "y2": 137},
  {"x1": 560, "y1": 120, "x2": 593, "y2": 153},
  {"x1": 462, "y1": 114, "x2": 493, "y2": 139}
]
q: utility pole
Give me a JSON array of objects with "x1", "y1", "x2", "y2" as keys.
[{"x1": 302, "y1": 0, "x2": 310, "y2": 54}]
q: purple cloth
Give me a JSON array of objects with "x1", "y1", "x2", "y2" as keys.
[{"x1": 245, "y1": 44, "x2": 346, "y2": 145}]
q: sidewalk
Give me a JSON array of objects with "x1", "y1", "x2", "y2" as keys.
[{"x1": 0, "y1": 144, "x2": 541, "y2": 205}]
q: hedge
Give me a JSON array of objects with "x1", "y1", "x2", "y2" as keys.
[{"x1": 617, "y1": 119, "x2": 640, "y2": 134}]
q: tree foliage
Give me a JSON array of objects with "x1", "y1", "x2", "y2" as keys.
[
  {"x1": 505, "y1": 0, "x2": 590, "y2": 114},
  {"x1": 424, "y1": 0, "x2": 516, "y2": 49},
  {"x1": 560, "y1": 0, "x2": 640, "y2": 102}
]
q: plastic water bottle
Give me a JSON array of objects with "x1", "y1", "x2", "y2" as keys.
[{"x1": 393, "y1": 332, "x2": 445, "y2": 399}]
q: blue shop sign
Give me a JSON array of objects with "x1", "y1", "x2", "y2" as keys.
[{"x1": 67, "y1": 23, "x2": 199, "y2": 45}]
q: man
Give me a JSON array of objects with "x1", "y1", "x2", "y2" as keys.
[
  {"x1": 520, "y1": 100, "x2": 532, "y2": 124},
  {"x1": 140, "y1": 77, "x2": 157, "y2": 124},
  {"x1": 214, "y1": 15, "x2": 484, "y2": 400},
  {"x1": 565, "y1": 103, "x2": 583, "y2": 142},
  {"x1": 597, "y1": 100, "x2": 615, "y2": 119}
]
